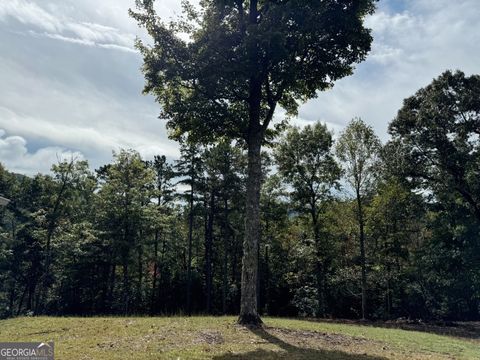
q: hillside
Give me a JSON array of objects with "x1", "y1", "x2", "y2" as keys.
[{"x1": 1, "y1": 316, "x2": 479, "y2": 359}]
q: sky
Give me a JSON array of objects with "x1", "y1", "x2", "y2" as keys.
[{"x1": 0, "y1": 0, "x2": 479, "y2": 175}]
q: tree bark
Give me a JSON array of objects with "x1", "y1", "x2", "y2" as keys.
[
  {"x1": 238, "y1": 126, "x2": 263, "y2": 325},
  {"x1": 264, "y1": 243, "x2": 270, "y2": 315},
  {"x1": 8, "y1": 281, "x2": 16, "y2": 316},
  {"x1": 136, "y1": 242, "x2": 143, "y2": 311},
  {"x1": 156, "y1": 231, "x2": 168, "y2": 314},
  {"x1": 309, "y1": 194, "x2": 325, "y2": 317},
  {"x1": 238, "y1": 0, "x2": 266, "y2": 326},
  {"x1": 186, "y1": 182, "x2": 194, "y2": 316},
  {"x1": 122, "y1": 256, "x2": 130, "y2": 315},
  {"x1": 17, "y1": 285, "x2": 27, "y2": 316},
  {"x1": 205, "y1": 191, "x2": 215, "y2": 314},
  {"x1": 222, "y1": 197, "x2": 229, "y2": 314},
  {"x1": 356, "y1": 188, "x2": 367, "y2": 320},
  {"x1": 312, "y1": 213, "x2": 326, "y2": 318},
  {"x1": 150, "y1": 230, "x2": 159, "y2": 314},
  {"x1": 108, "y1": 261, "x2": 116, "y2": 310}
]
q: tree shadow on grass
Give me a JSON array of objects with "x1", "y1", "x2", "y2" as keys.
[
  {"x1": 213, "y1": 326, "x2": 387, "y2": 360},
  {"x1": 300, "y1": 318, "x2": 480, "y2": 341}
]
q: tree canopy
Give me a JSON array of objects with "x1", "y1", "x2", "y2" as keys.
[
  {"x1": 130, "y1": 0, "x2": 377, "y2": 142},
  {"x1": 389, "y1": 70, "x2": 480, "y2": 223}
]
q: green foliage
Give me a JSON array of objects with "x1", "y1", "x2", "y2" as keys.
[
  {"x1": 336, "y1": 118, "x2": 382, "y2": 319},
  {"x1": 1, "y1": 70, "x2": 480, "y2": 323},
  {"x1": 275, "y1": 123, "x2": 340, "y2": 215},
  {"x1": 389, "y1": 70, "x2": 480, "y2": 222},
  {"x1": 274, "y1": 122, "x2": 340, "y2": 317},
  {"x1": 336, "y1": 118, "x2": 382, "y2": 197},
  {"x1": 293, "y1": 286, "x2": 319, "y2": 318},
  {"x1": 130, "y1": 0, "x2": 377, "y2": 142}
]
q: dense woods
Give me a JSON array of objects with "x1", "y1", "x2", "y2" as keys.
[{"x1": 1, "y1": 70, "x2": 479, "y2": 322}]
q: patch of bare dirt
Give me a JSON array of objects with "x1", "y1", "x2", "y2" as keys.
[
  {"x1": 267, "y1": 327, "x2": 376, "y2": 347},
  {"x1": 197, "y1": 330, "x2": 225, "y2": 345}
]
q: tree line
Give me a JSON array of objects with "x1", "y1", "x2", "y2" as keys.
[{"x1": 1, "y1": 70, "x2": 479, "y2": 321}]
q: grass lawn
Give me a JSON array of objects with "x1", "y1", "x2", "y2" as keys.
[{"x1": 0, "y1": 316, "x2": 479, "y2": 359}]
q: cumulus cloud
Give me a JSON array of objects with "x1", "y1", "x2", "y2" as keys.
[
  {"x1": 0, "y1": 0, "x2": 136, "y2": 52},
  {"x1": 0, "y1": 0, "x2": 61, "y2": 32},
  {"x1": 0, "y1": 0, "x2": 479, "y2": 175},
  {"x1": 0, "y1": 103, "x2": 179, "y2": 172},
  {"x1": 297, "y1": 0, "x2": 480, "y2": 139},
  {"x1": 0, "y1": 0, "x2": 186, "y2": 174},
  {"x1": 28, "y1": 31, "x2": 137, "y2": 53},
  {"x1": 0, "y1": 129, "x2": 84, "y2": 175},
  {"x1": 0, "y1": 32, "x2": 178, "y2": 174}
]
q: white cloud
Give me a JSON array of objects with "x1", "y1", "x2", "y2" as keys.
[
  {"x1": 32, "y1": 31, "x2": 137, "y2": 53},
  {"x1": 298, "y1": 0, "x2": 480, "y2": 139},
  {"x1": 0, "y1": 0, "x2": 136, "y2": 52},
  {"x1": 0, "y1": 38, "x2": 179, "y2": 173},
  {"x1": 0, "y1": 0, "x2": 185, "y2": 174},
  {"x1": 366, "y1": 11, "x2": 418, "y2": 37},
  {"x1": 0, "y1": 103, "x2": 179, "y2": 172},
  {"x1": 1, "y1": 0, "x2": 480, "y2": 175},
  {"x1": 0, "y1": 0, "x2": 61, "y2": 32},
  {"x1": 0, "y1": 129, "x2": 84, "y2": 175}
]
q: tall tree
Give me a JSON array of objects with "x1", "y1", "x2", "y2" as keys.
[
  {"x1": 131, "y1": 0, "x2": 376, "y2": 325},
  {"x1": 389, "y1": 70, "x2": 480, "y2": 223},
  {"x1": 203, "y1": 140, "x2": 246, "y2": 314},
  {"x1": 148, "y1": 155, "x2": 174, "y2": 314},
  {"x1": 336, "y1": 118, "x2": 381, "y2": 319},
  {"x1": 37, "y1": 159, "x2": 92, "y2": 313},
  {"x1": 97, "y1": 150, "x2": 154, "y2": 314},
  {"x1": 275, "y1": 123, "x2": 340, "y2": 317},
  {"x1": 366, "y1": 177, "x2": 425, "y2": 318},
  {"x1": 259, "y1": 173, "x2": 290, "y2": 315},
  {"x1": 175, "y1": 140, "x2": 204, "y2": 315}
]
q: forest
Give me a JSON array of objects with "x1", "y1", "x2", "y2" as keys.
[{"x1": 1, "y1": 70, "x2": 479, "y2": 322}]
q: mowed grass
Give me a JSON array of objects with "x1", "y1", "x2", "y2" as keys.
[{"x1": 0, "y1": 316, "x2": 479, "y2": 359}]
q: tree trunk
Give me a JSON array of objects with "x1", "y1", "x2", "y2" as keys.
[
  {"x1": 100, "y1": 260, "x2": 110, "y2": 313},
  {"x1": 205, "y1": 191, "x2": 215, "y2": 314},
  {"x1": 186, "y1": 184, "x2": 194, "y2": 316},
  {"x1": 256, "y1": 235, "x2": 261, "y2": 314},
  {"x1": 386, "y1": 271, "x2": 392, "y2": 318},
  {"x1": 312, "y1": 216, "x2": 326, "y2": 318},
  {"x1": 238, "y1": 0, "x2": 263, "y2": 322},
  {"x1": 356, "y1": 189, "x2": 367, "y2": 320},
  {"x1": 122, "y1": 213, "x2": 131, "y2": 315},
  {"x1": 231, "y1": 233, "x2": 239, "y2": 287},
  {"x1": 8, "y1": 281, "x2": 16, "y2": 316},
  {"x1": 17, "y1": 284, "x2": 27, "y2": 316},
  {"x1": 27, "y1": 280, "x2": 36, "y2": 312},
  {"x1": 122, "y1": 257, "x2": 130, "y2": 315},
  {"x1": 136, "y1": 243, "x2": 143, "y2": 311},
  {"x1": 238, "y1": 126, "x2": 263, "y2": 325},
  {"x1": 159, "y1": 231, "x2": 167, "y2": 313},
  {"x1": 107, "y1": 263, "x2": 116, "y2": 312},
  {"x1": 150, "y1": 230, "x2": 159, "y2": 314},
  {"x1": 222, "y1": 197, "x2": 229, "y2": 314},
  {"x1": 264, "y1": 243, "x2": 270, "y2": 315}
]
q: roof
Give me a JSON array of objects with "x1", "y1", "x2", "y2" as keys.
[{"x1": 0, "y1": 196, "x2": 10, "y2": 206}]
